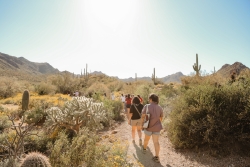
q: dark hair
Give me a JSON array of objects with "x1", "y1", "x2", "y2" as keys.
[
  {"x1": 127, "y1": 94, "x2": 130, "y2": 98},
  {"x1": 132, "y1": 96, "x2": 140, "y2": 104},
  {"x1": 149, "y1": 93, "x2": 159, "y2": 104},
  {"x1": 137, "y1": 95, "x2": 141, "y2": 98}
]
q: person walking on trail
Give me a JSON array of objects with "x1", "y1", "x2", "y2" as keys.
[
  {"x1": 120, "y1": 94, "x2": 126, "y2": 112},
  {"x1": 137, "y1": 95, "x2": 143, "y2": 104},
  {"x1": 111, "y1": 93, "x2": 115, "y2": 100},
  {"x1": 124, "y1": 94, "x2": 128, "y2": 113},
  {"x1": 125, "y1": 94, "x2": 132, "y2": 119},
  {"x1": 141, "y1": 93, "x2": 163, "y2": 163},
  {"x1": 128, "y1": 96, "x2": 143, "y2": 145}
]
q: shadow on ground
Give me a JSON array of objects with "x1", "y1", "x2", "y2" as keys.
[{"x1": 132, "y1": 143, "x2": 167, "y2": 167}]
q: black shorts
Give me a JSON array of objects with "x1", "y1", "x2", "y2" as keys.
[{"x1": 126, "y1": 104, "x2": 131, "y2": 108}]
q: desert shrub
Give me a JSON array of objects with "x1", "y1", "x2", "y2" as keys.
[
  {"x1": 0, "y1": 77, "x2": 20, "y2": 98},
  {"x1": 181, "y1": 74, "x2": 227, "y2": 89},
  {"x1": 107, "y1": 81, "x2": 124, "y2": 92},
  {"x1": 48, "y1": 130, "x2": 132, "y2": 167},
  {"x1": 0, "y1": 115, "x2": 11, "y2": 133},
  {"x1": 86, "y1": 82, "x2": 110, "y2": 97},
  {"x1": 48, "y1": 73, "x2": 80, "y2": 94},
  {"x1": 24, "y1": 130, "x2": 51, "y2": 154},
  {"x1": 103, "y1": 99, "x2": 124, "y2": 122},
  {"x1": 160, "y1": 84, "x2": 178, "y2": 98},
  {"x1": 0, "y1": 158, "x2": 18, "y2": 167},
  {"x1": 35, "y1": 82, "x2": 56, "y2": 95},
  {"x1": 135, "y1": 84, "x2": 153, "y2": 104},
  {"x1": 167, "y1": 83, "x2": 250, "y2": 151},
  {"x1": 48, "y1": 129, "x2": 99, "y2": 167},
  {"x1": 25, "y1": 100, "x2": 48, "y2": 126}
]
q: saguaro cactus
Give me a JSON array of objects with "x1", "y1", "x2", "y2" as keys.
[
  {"x1": 84, "y1": 64, "x2": 89, "y2": 81},
  {"x1": 135, "y1": 73, "x2": 137, "y2": 81},
  {"x1": 152, "y1": 68, "x2": 156, "y2": 84},
  {"x1": 193, "y1": 54, "x2": 201, "y2": 76},
  {"x1": 20, "y1": 152, "x2": 51, "y2": 167},
  {"x1": 22, "y1": 90, "x2": 29, "y2": 111}
]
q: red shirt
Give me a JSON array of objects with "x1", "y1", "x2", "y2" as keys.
[
  {"x1": 125, "y1": 98, "x2": 132, "y2": 104},
  {"x1": 139, "y1": 97, "x2": 143, "y2": 103}
]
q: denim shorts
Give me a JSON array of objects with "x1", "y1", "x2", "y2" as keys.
[{"x1": 144, "y1": 129, "x2": 160, "y2": 136}]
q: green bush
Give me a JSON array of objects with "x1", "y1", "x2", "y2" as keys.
[
  {"x1": 103, "y1": 99, "x2": 124, "y2": 121},
  {"x1": 135, "y1": 84, "x2": 153, "y2": 104},
  {"x1": 35, "y1": 82, "x2": 56, "y2": 95},
  {"x1": 0, "y1": 115, "x2": 11, "y2": 132},
  {"x1": 167, "y1": 83, "x2": 250, "y2": 151},
  {"x1": 48, "y1": 130, "x2": 132, "y2": 167},
  {"x1": 24, "y1": 130, "x2": 51, "y2": 153},
  {"x1": 48, "y1": 129, "x2": 100, "y2": 167},
  {"x1": 25, "y1": 106, "x2": 47, "y2": 126}
]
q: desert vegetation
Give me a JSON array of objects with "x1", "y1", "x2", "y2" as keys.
[{"x1": 0, "y1": 66, "x2": 250, "y2": 166}]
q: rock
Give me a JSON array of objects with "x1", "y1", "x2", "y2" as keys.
[{"x1": 111, "y1": 130, "x2": 118, "y2": 134}]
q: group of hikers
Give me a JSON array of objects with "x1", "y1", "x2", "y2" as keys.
[{"x1": 120, "y1": 93, "x2": 163, "y2": 163}]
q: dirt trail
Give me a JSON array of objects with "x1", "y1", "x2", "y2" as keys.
[{"x1": 111, "y1": 115, "x2": 250, "y2": 167}]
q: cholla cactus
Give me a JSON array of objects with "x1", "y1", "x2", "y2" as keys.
[
  {"x1": 20, "y1": 152, "x2": 51, "y2": 167},
  {"x1": 45, "y1": 96, "x2": 107, "y2": 134}
]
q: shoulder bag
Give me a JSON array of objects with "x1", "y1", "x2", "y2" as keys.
[{"x1": 143, "y1": 104, "x2": 150, "y2": 129}]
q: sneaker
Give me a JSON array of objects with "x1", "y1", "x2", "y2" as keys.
[
  {"x1": 139, "y1": 139, "x2": 142, "y2": 146},
  {"x1": 152, "y1": 156, "x2": 160, "y2": 163}
]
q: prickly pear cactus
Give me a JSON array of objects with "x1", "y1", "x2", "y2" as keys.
[
  {"x1": 22, "y1": 90, "x2": 29, "y2": 111},
  {"x1": 20, "y1": 152, "x2": 51, "y2": 167},
  {"x1": 46, "y1": 96, "x2": 107, "y2": 134}
]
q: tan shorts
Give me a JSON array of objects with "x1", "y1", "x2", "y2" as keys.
[{"x1": 130, "y1": 119, "x2": 142, "y2": 126}]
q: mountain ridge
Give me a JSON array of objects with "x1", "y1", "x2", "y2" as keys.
[{"x1": 1, "y1": 52, "x2": 249, "y2": 83}]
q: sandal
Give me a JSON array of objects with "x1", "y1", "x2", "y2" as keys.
[
  {"x1": 152, "y1": 156, "x2": 160, "y2": 163},
  {"x1": 142, "y1": 147, "x2": 146, "y2": 154}
]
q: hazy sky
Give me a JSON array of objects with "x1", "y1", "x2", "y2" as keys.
[{"x1": 0, "y1": 0, "x2": 249, "y2": 78}]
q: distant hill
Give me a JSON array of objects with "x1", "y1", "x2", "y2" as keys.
[
  {"x1": 0, "y1": 52, "x2": 59, "y2": 74},
  {"x1": 0, "y1": 51, "x2": 186, "y2": 83},
  {"x1": 119, "y1": 72, "x2": 184, "y2": 83},
  {"x1": 216, "y1": 62, "x2": 249, "y2": 77},
  {"x1": 161, "y1": 72, "x2": 184, "y2": 83}
]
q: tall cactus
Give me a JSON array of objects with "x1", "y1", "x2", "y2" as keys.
[
  {"x1": 84, "y1": 64, "x2": 89, "y2": 81},
  {"x1": 20, "y1": 152, "x2": 51, "y2": 167},
  {"x1": 193, "y1": 54, "x2": 201, "y2": 76},
  {"x1": 22, "y1": 90, "x2": 29, "y2": 111},
  {"x1": 152, "y1": 68, "x2": 156, "y2": 84},
  {"x1": 135, "y1": 73, "x2": 137, "y2": 81}
]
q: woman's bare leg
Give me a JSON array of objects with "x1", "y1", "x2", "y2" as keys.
[
  {"x1": 143, "y1": 134, "x2": 151, "y2": 149},
  {"x1": 136, "y1": 125, "x2": 142, "y2": 139},
  {"x1": 132, "y1": 126, "x2": 136, "y2": 140},
  {"x1": 152, "y1": 134, "x2": 160, "y2": 157}
]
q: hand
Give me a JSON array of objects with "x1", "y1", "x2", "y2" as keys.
[{"x1": 128, "y1": 120, "x2": 131, "y2": 125}]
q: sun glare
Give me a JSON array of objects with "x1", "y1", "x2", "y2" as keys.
[{"x1": 83, "y1": 0, "x2": 138, "y2": 30}]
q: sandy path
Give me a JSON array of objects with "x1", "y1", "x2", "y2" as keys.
[{"x1": 111, "y1": 115, "x2": 250, "y2": 167}]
